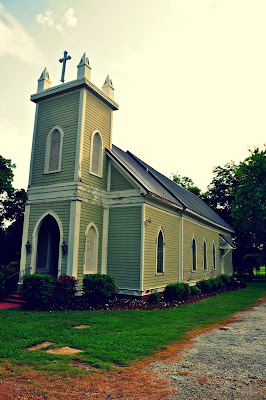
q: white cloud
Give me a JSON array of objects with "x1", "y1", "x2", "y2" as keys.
[
  {"x1": 35, "y1": 8, "x2": 77, "y2": 34},
  {"x1": 0, "y1": 3, "x2": 42, "y2": 64},
  {"x1": 62, "y1": 8, "x2": 77, "y2": 28},
  {"x1": 36, "y1": 10, "x2": 55, "y2": 27}
]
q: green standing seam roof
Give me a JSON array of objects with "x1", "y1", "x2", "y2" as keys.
[{"x1": 107, "y1": 145, "x2": 234, "y2": 232}]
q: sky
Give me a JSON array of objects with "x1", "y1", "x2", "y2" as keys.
[{"x1": 0, "y1": 0, "x2": 265, "y2": 191}]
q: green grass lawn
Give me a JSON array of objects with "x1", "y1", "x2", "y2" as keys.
[{"x1": 0, "y1": 281, "x2": 265, "y2": 376}]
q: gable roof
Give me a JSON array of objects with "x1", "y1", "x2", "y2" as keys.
[{"x1": 107, "y1": 145, "x2": 234, "y2": 232}]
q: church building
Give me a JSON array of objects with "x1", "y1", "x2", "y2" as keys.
[{"x1": 20, "y1": 52, "x2": 235, "y2": 296}]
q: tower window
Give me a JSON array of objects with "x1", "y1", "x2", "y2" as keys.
[
  {"x1": 44, "y1": 126, "x2": 64, "y2": 173},
  {"x1": 90, "y1": 131, "x2": 103, "y2": 177},
  {"x1": 84, "y1": 223, "x2": 99, "y2": 274}
]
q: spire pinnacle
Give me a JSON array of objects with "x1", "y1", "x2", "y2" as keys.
[
  {"x1": 37, "y1": 67, "x2": 51, "y2": 92},
  {"x1": 102, "y1": 74, "x2": 114, "y2": 99},
  {"x1": 77, "y1": 52, "x2": 92, "y2": 80}
]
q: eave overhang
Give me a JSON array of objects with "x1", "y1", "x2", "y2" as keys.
[{"x1": 31, "y1": 77, "x2": 119, "y2": 110}]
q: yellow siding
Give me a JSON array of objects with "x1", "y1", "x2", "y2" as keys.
[
  {"x1": 183, "y1": 218, "x2": 221, "y2": 282},
  {"x1": 77, "y1": 202, "x2": 103, "y2": 282},
  {"x1": 143, "y1": 204, "x2": 179, "y2": 289},
  {"x1": 26, "y1": 201, "x2": 71, "y2": 274},
  {"x1": 81, "y1": 90, "x2": 112, "y2": 190},
  {"x1": 31, "y1": 91, "x2": 80, "y2": 186}
]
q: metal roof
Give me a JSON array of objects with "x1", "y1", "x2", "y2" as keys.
[
  {"x1": 220, "y1": 234, "x2": 236, "y2": 249},
  {"x1": 107, "y1": 145, "x2": 234, "y2": 232}
]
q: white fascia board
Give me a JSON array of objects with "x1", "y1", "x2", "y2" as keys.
[
  {"x1": 27, "y1": 184, "x2": 78, "y2": 201},
  {"x1": 31, "y1": 77, "x2": 119, "y2": 111}
]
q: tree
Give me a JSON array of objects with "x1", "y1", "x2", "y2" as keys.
[
  {"x1": 0, "y1": 156, "x2": 27, "y2": 266},
  {"x1": 204, "y1": 147, "x2": 266, "y2": 276},
  {"x1": 171, "y1": 172, "x2": 202, "y2": 197},
  {"x1": 232, "y1": 147, "x2": 266, "y2": 273}
]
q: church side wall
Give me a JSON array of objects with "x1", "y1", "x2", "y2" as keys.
[
  {"x1": 107, "y1": 206, "x2": 141, "y2": 289},
  {"x1": 25, "y1": 200, "x2": 71, "y2": 274},
  {"x1": 183, "y1": 218, "x2": 221, "y2": 282},
  {"x1": 143, "y1": 204, "x2": 179, "y2": 290},
  {"x1": 110, "y1": 164, "x2": 135, "y2": 191},
  {"x1": 30, "y1": 91, "x2": 80, "y2": 186},
  {"x1": 81, "y1": 90, "x2": 112, "y2": 190},
  {"x1": 77, "y1": 201, "x2": 103, "y2": 281}
]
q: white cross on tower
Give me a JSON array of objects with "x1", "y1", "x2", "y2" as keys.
[{"x1": 59, "y1": 51, "x2": 71, "y2": 83}]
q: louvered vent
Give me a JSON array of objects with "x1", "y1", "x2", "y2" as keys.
[
  {"x1": 91, "y1": 132, "x2": 102, "y2": 175},
  {"x1": 48, "y1": 129, "x2": 61, "y2": 171}
]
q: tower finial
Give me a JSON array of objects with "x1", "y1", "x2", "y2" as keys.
[
  {"x1": 102, "y1": 74, "x2": 114, "y2": 99},
  {"x1": 37, "y1": 67, "x2": 51, "y2": 92},
  {"x1": 77, "y1": 52, "x2": 91, "y2": 80}
]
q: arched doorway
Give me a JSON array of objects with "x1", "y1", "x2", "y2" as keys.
[{"x1": 36, "y1": 215, "x2": 60, "y2": 277}]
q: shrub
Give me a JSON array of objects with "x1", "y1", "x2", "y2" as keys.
[
  {"x1": 213, "y1": 276, "x2": 225, "y2": 290},
  {"x1": 190, "y1": 285, "x2": 201, "y2": 296},
  {"x1": 220, "y1": 274, "x2": 233, "y2": 288},
  {"x1": 83, "y1": 274, "x2": 117, "y2": 305},
  {"x1": 196, "y1": 279, "x2": 213, "y2": 293},
  {"x1": 19, "y1": 274, "x2": 54, "y2": 307},
  {"x1": 164, "y1": 282, "x2": 190, "y2": 302},
  {"x1": 0, "y1": 266, "x2": 18, "y2": 298},
  {"x1": 209, "y1": 278, "x2": 219, "y2": 291},
  {"x1": 7, "y1": 262, "x2": 20, "y2": 274},
  {"x1": 53, "y1": 274, "x2": 78, "y2": 306},
  {"x1": 147, "y1": 291, "x2": 161, "y2": 304}
]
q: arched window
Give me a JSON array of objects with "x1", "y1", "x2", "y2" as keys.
[
  {"x1": 90, "y1": 131, "x2": 103, "y2": 177},
  {"x1": 203, "y1": 240, "x2": 207, "y2": 271},
  {"x1": 213, "y1": 242, "x2": 216, "y2": 270},
  {"x1": 44, "y1": 126, "x2": 64, "y2": 173},
  {"x1": 192, "y1": 237, "x2": 197, "y2": 271},
  {"x1": 156, "y1": 229, "x2": 165, "y2": 274},
  {"x1": 84, "y1": 223, "x2": 99, "y2": 274}
]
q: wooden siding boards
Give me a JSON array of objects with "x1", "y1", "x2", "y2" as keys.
[
  {"x1": 110, "y1": 165, "x2": 135, "y2": 191},
  {"x1": 81, "y1": 91, "x2": 112, "y2": 190},
  {"x1": 143, "y1": 204, "x2": 179, "y2": 289},
  {"x1": 26, "y1": 201, "x2": 71, "y2": 274},
  {"x1": 183, "y1": 218, "x2": 221, "y2": 282},
  {"x1": 77, "y1": 202, "x2": 103, "y2": 281},
  {"x1": 108, "y1": 206, "x2": 141, "y2": 289},
  {"x1": 31, "y1": 91, "x2": 80, "y2": 186}
]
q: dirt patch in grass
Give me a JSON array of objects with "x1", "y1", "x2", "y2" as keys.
[
  {"x1": 46, "y1": 347, "x2": 83, "y2": 355},
  {"x1": 27, "y1": 342, "x2": 54, "y2": 351}
]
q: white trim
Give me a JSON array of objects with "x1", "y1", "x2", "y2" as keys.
[
  {"x1": 74, "y1": 88, "x2": 86, "y2": 181},
  {"x1": 179, "y1": 211, "x2": 183, "y2": 282},
  {"x1": 212, "y1": 241, "x2": 217, "y2": 270},
  {"x1": 110, "y1": 108, "x2": 113, "y2": 150},
  {"x1": 191, "y1": 235, "x2": 197, "y2": 272},
  {"x1": 44, "y1": 125, "x2": 64, "y2": 174},
  {"x1": 183, "y1": 214, "x2": 232, "y2": 235},
  {"x1": 83, "y1": 222, "x2": 99, "y2": 274},
  {"x1": 19, "y1": 204, "x2": 31, "y2": 272},
  {"x1": 28, "y1": 104, "x2": 39, "y2": 187},
  {"x1": 140, "y1": 203, "x2": 145, "y2": 291},
  {"x1": 31, "y1": 210, "x2": 63, "y2": 276},
  {"x1": 156, "y1": 227, "x2": 165, "y2": 274},
  {"x1": 67, "y1": 200, "x2": 81, "y2": 277},
  {"x1": 89, "y1": 130, "x2": 103, "y2": 178},
  {"x1": 107, "y1": 158, "x2": 112, "y2": 191},
  {"x1": 145, "y1": 202, "x2": 179, "y2": 218},
  {"x1": 101, "y1": 207, "x2": 109, "y2": 274},
  {"x1": 203, "y1": 239, "x2": 208, "y2": 271}
]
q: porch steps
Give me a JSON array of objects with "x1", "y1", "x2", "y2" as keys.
[{"x1": 0, "y1": 291, "x2": 25, "y2": 309}]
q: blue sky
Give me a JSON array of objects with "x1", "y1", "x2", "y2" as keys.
[{"x1": 1, "y1": 0, "x2": 265, "y2": 191}]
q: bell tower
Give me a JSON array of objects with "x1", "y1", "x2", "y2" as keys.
[{"x1": 20, "y1": 52, "x2": 119, "y2": 282}]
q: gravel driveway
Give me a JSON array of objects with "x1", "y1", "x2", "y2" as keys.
[{"x1": 149, "y1": 301, "x2": 266, "y2": 399}]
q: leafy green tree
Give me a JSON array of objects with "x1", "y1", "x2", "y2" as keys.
[
  {"x1": 172, "y1": 172, "x2": 202, "y2": 196},
  {"x1": 0, "y1": 156, "x2": 27, "y2": 265}
]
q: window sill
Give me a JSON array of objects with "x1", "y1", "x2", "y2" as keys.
[
  {"x1": 44, "y1": 170, "x2": 61, "y2": 174},
  {"x1": 155, "y1": 272, "x2": 164, "y2": 275},
  {"x1": 89, "y1": 171, "x2": 103, "y2": 178}
]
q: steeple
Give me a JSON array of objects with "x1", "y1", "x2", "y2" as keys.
[
  {"x1": 37, "y1": 67, "x2": 51, "y2": 92},
  {"x1": 102, "y1": 74, "x2": 114, "y2": 100},
  {"x1": 77, "y1": 52, "x2": 92, "y2": 80}
]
